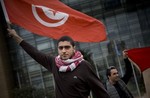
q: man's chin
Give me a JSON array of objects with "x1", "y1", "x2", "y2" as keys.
[
  {"x1": 61, "y1": 57, "x2": 69, "y2": 60},
  {"x1": 62, "y1": 58, "x2": 68, "y2": 60},
  {"x1": 116, "y1": 78, "x2": 119, "y2": 81}
]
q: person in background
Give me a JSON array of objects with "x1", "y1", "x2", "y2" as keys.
[
  {"x1": 7, "y1": 29, "x2": 110, "y2": 98},
  {"x1": 106, "y1": 50, "x2": 133, "y2": 98}
]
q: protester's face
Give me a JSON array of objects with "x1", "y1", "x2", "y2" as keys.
[
  {"x1": 58, "y1": 41, "x2": 75, "y2": 60},
  {"x1": 108, "y1": 69, "x2": 119, "y2": 82}
]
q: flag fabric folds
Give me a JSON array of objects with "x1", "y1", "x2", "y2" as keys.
[
  {"x1": 127, "y1": 47, "x2": 150, "y2": 72},
  {"x1": 4, "y1": 0, "x2": 107, "y2": 42}
]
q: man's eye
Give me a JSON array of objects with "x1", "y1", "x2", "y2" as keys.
[{"x1": 58, "y1": 46, "x2": 71, "y2": 50}]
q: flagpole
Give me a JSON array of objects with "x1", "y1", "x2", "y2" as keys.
[
  {"x1": 0, "y1": 0, "x2": 11, "y2": 28},
  {"x1": 113, "y1": 40, "x2": 123, "y2": 77},
  {"x1": 131, "y1": 63, "x2": 142, "y2": 98},
  {"x1": 105, "y1": 55, "x2": 109, "y2": 68}
]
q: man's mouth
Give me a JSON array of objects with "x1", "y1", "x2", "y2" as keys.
[{"x1": 62, "y1": 54, "x2": 68, "y2": 57}]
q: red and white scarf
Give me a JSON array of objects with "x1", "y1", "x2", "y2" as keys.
[{"x1": 55, "y1": 51, "x2": 84, "y2": 72}]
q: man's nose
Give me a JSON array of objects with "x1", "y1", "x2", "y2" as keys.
[
  {"x1": 62, "y1": 48, "x2": 67, "y2": 52},
  {"x1": 116, "y1": 73, "x2": 119, "y2": 77}
]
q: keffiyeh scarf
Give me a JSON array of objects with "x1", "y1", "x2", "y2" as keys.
[{"x1": 55, "y1": 51, "x2": 84, "y2": 72}]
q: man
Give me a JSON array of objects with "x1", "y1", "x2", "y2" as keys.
[
  {"x1": 7, "y1": 29, "x2": 110, "y2": 98},
  {"x1": 105, "y1": 50, "x2": 133, "y2": 98}
]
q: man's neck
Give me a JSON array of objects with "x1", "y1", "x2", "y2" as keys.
[{"x1": 109, "y1": 79, "x2": 116, "y2": 85}]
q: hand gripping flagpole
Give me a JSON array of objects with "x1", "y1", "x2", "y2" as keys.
[{"x1": 0, "y1": 0, "x2": 11, "y2": 29}]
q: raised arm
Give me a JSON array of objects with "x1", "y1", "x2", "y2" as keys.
[
  {"x1": 7, "y1": 29, "x2": 54, "y2": 72},
  {"x1": 121, "y1": 50, "x2": 133, "y2": 84}
]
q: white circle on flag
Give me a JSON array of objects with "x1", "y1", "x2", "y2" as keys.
[{"x1": 32, "y1": 4, "x2": 69, "y2": 27}]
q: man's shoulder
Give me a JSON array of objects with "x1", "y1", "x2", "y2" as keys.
[
  {"x1": 79, "y1": 60, "x2": 96, "y2": 72},
  {"x1": 80, "y1": 60, "x2": 92, "y2": 68}
]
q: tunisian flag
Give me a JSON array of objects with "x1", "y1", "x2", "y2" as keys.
[
  {"x1": 127, "y1": 47, "x2": 150, "y2": 72},
  {"x1": 3, "y1": 0, "x2": 107, "y2": 42}
]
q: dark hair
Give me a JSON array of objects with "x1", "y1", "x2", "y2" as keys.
[
  {"x1": 106, "y1": 66, "x2": 116, "y2": 78},
  {"x1": 57, "y1": 36, "x2": 75, "y2": 47}
]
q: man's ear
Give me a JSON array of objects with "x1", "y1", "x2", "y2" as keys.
[{"x1": 108, "y1": 75, "x2": 111, "y2": 79}]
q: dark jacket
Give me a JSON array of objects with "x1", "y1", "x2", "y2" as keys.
[
  {"x1": 106, "y1": 58, "x2": 133, "y2": 98},
  {"x1": 20, "y1": 40, "x2": 110, "y2": 98}
]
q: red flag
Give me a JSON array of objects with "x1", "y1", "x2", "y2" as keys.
[
  {"x1": 127, "y1": 47, "x2": 150, "y2": 72},
  {"x1": 4, "y1": 0, "x2": 107, "y2": 42}
]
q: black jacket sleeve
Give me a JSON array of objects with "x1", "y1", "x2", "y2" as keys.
[
  {"x1": 20, "y1": 40, "x2": 54, "y2": 72},
  {"x1": 121, "y1": 58, "x2": 133, "y2": 84},
  {"x1": 85, "y1": 61, "x2": 110, "y2": 98}
]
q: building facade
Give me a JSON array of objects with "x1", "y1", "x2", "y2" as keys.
[{"x1": 0, "y1": 0, "x2": 150, "y2": 98}]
